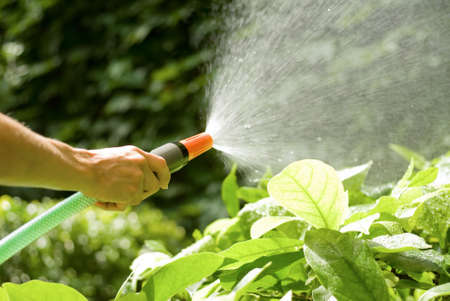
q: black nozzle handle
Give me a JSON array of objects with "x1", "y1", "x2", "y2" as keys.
[{"x1": 151, "y1": 142, "x2": 189, "y2": 173}]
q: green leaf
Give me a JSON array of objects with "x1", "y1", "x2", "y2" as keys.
[
  {"x1": 222, "y1": 164, "x2": 240, "y2": 217},
  {"x1": 338, "y1": 161, "x2": 374, "y2": 205},
  {"x1": 0, "y1": 280, "x2": 87, "y2": 301},
  {"x1": 338, "y1": 161, "x2": 372, "y2": 190},
  {"x1": 418, "y1": 283, "x2": 450, "y2": 301},
  {"x1": 391, "y1": 159, "x2": 415, "y2": 197},
  {"x1": 368, "y1": 233, "x2": 431, "y2": 253},
  {"x1": 268, "y1": 160, "x2": 348, "y2": 230},
  {"x1": 216, "y1": 218, "x2": 246, "y2": 250},
  {"x1": 304, "y1": 229, "x2": 389, "y2": 301},
  {"x1": 237, "y1": 187, "x2": 269, "y2": 203},
  {"x1": 238, "y1": 197, "x2": 293, "y2": 235},
  {"x1": 366, "y1": 220, "x2": 404, "y2": 238},
  {"x1": 142, "y1": 252, "x2": 224, "y2": 301},
  {"x1": 408, "y1": 191, "x2": 450, "y2": 250},
  {"x1": 390, "y1": 144, "x2": 428, "y2": 169},
  {"x1": 340, "y1": 213, "x2": 380, "y2": 234},
  {"x1": 409, "y1": 167, "x2": 439, "y2": 187},
  {"x1": 250, "y1": 216, "x2": 304, "y2": 239},
  {"x1": 208, "y1": 263, "x2": 271, "y2": 301},
  {"x1": 231, "y1": 262, "x2": 271, "y2": 300},
  {"x1": 130, "y1": 251, "x2": 171, "y2": 280},
  {"x1": 219, "y1": 252, "x2": 306, "y2": 291},
  {"x1": 143, "y1": 240, "x2": 171, "y2": 255},
  {"x1": 345, "y1": 196, "x2": 401, "y2": 224},
  {"x1": 219, "y1": 238, "x2": 303, "y2": 270},
  {"x1": 380, "y1": 250, "x2": 448, "y2": 275},
  {"x1": 205, "y1": 218, "x2": 237, "y2": 237},
  {"x1": 395, "y1": 279, "x2": 433, "y2": 290}
]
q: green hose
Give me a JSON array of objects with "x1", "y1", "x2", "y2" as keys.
[{"x1": 0, "y1": 192, "x2": 95, "y2": 264}]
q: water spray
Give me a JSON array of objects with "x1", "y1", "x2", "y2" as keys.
[{"x1": 0, "y1": 133, "x2": 213, "y2": 264}]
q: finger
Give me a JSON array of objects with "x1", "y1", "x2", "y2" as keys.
[
  {"x1": 145, "y1": 153, "x2": 170, "y2": 189},
  {"x1": 143, "y1": 169, "x2": 160, "y2": 198},
  {"x1": 95, "y1": 201, "x2": 127, "y2": 211},
  {"x1": 130, "y1": 147, "x2": 170, "y2": 189}
]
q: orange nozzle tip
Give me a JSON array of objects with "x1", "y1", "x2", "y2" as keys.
[{"x1": 180, "y1": 132, "x2": 213, "y2": 160}]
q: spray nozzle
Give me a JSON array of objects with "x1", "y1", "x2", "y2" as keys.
[{"x1": 151, "y1": 132, "x2": 213, "y2": 173}]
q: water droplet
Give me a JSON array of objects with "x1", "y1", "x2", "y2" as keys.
[
  {"x1": 316, "y1": 136, "x2": 322, "y2": 142},
  {"x1": 244, "y1": 124, "x2": 252, "y2": 129}
]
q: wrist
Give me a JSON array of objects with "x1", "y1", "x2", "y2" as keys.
[{"x1": 46, "y1": 138, "x2": 94, "y2": 192}]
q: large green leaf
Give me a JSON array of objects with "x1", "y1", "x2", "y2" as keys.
[
  {"x1": 368, "y1": 233, "x2": 431, "y2": 253},
  {"x1": 380, "y1": 250, "x2": 449, "y2": 275},
  {"x1": 268, "y1": 160, "x2": 348, "y2": 230},
  {"x1": 219, "y1": 238, "x2": 303, "y2": 270},
  {"x1": 304, "y1": 229, "x2": 389, "y2": 301},
  {"x1": 222, "y1": 164, "x2": 240, "y2": 217},
  {"x1": 143, "y1": 252, "x2": 223, "y2": 301},
  {"x1": 418, "y1": 283, "x2": 450, "y2": 301},
  {"x1": 0, "y1": 280, "x2": 87, "y2": 301}
]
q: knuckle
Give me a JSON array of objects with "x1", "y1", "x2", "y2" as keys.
[{"x1": 125, "y1": 145, "x2": 140, "y2": 153}]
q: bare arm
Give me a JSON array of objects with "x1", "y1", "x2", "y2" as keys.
[{"x1": 0, "y1": 113, "x2": 170, "y2": 210}]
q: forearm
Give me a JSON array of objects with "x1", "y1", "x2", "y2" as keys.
[{"x1": 0, "y1": 114, "x2": 91, "y2": 191}]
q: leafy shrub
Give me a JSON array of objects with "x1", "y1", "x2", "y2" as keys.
[
  {"x1": 1, "y1": 148, "x2": 449, "y2": 301},
  {"x1": 0, "y1": 196, "x2": 186, "y2": 300},
  {"x1": 114, "y1": 148, "x2": 450, "y2": 300}
]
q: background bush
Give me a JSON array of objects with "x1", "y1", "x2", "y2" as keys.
[{"x1": 0, "y1": 194, "x2": 186, "y2": 300}]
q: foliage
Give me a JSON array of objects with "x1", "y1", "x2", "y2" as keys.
[
  {"x1": 0, "y1": 280, "x2": 87, "y2": 301},
  {"x1": 0, "y1": 195, "x2": 186, "y2": 300},
  {"x1": 3, "y1": 148, "x2": 443, "y2": 300},
  {"x1": 111, "y1": 149, "x2": 448, "y2": 300}
]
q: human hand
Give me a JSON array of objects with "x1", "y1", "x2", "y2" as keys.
[{"x1": 80, "y1": 145, "x2": 170, "y2": 211}]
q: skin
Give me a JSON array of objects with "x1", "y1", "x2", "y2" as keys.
[{"x1": 0, "y1": 113, "x2": 170, "y2": 211}]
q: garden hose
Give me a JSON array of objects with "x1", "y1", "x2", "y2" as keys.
[{"x1": 0, "y1": 133, "x2": 213, "y2": 265}]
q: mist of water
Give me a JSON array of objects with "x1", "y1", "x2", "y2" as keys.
[{"x1": 205, "y1": 0, "x2": 450, "y2": 183}]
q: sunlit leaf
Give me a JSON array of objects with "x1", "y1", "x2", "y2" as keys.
[{"x1": 268, "y1": 160, "x2": 348, "y2": 230}]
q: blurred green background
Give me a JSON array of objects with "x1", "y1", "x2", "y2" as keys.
[{"x1": 0, "y1": 0, "x2": 229, "y2": 300}]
